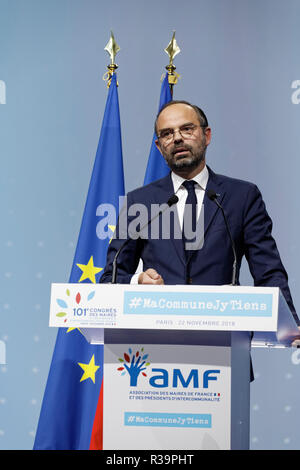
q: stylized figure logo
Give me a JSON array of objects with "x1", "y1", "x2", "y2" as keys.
[{"x1": 117, "y1": 347, "x2": 150, "y2": 386}]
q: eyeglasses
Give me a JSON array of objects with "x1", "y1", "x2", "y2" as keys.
[{"x1": 157, "y1": 124, "x2": 206, "y2": 144}]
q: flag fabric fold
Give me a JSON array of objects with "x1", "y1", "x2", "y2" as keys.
[
  {"x1": 34, "y1": 73, "x2": 124, "y2": 450},
  {"x1": 143, "y1": 73, "x2": 172, "y2": 185}
]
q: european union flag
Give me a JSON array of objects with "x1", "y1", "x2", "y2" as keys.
[
  {"x1": 143, "y1": 73, "x2": 172, "y2": 185},
  {"x1": 34, "y1": 73, "x2": 125, "y2": 450}
]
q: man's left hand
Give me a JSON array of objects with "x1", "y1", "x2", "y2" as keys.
[{"x1": 291, "y1": 326, "x2": 300, "y2": 347}]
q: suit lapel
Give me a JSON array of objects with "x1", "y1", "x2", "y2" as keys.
[
  {"x1": 186, "y1": 167, "x2": 226, "y2": 264},
  {"x1": 152, "y1": 173, "x2": 186, "y2": 267},
  {"x1": 203, "y1": 167, "x2": 226, "y2": 237}
]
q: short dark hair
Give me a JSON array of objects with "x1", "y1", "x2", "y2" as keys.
[{"x1": 154, "y1": 100, "x2": 209, "y2": 135}]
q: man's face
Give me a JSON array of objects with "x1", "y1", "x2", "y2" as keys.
[{"x1": 155, "y1": 103, "x2": 211, "y2": 175}]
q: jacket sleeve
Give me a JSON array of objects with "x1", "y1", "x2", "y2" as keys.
[
  {"x1": 99, "y1": 192, "x2": 143, "y2": 284},
  {"x1": 243, "y1": 184, "x2": 299, "y2": 325}
]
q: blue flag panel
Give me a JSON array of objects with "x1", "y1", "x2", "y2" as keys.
[
  {"x1": 143, "y1": 73, "x2": 172, "y2": 185},
  {"x1": 34, "y1": 73, "x2": 124, "y2": 450}
]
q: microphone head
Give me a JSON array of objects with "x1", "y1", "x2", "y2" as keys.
[
  {"x1": 167, "y1": 194, "x2": 179, "y2": 207},
  {"x1": 207, "y1": 189, "x2": 218, "y2": 201}
]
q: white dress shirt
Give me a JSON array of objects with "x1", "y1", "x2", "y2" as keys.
[
  {"x1": 171, "y1": 165, "x2": 209, "y2": 230},
  {"x1": 130, "y1": 165, "x2": 209, "y2": 283}
]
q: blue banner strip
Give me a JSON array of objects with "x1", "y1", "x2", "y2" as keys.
[
  {"x1": 123, "y1": 291, "x2": 273, "y2": 317},
  {"x1": 124, "y1": 412, "x2": 212, "y2": 428}
]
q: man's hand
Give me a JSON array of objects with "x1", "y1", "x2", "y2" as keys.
[
  {"x1": 291, "y1": 326, "x2": 300, "y2": 348},
  {"x1": 138, "y1": 268, "x2": 164, "y2": 285}
]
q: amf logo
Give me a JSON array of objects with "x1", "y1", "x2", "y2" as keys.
[
  {"x1": 0, "y1": 80, "x2": 6, "y2": 104},
  {"x1": 148, "y1": 368, "x2": 220, "y2": 389},
  {"x1": 117, "y1": 347, "x2": 220, "y2": 389}
]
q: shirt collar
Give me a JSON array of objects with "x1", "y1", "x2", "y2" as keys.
[{"x1": 171, "y1": 165, "x2": 209, "y2": 194}]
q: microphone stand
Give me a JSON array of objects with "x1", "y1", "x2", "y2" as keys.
[
  {"x1": 111, "y1": 194, "x2": 179, "y2": 284},
  {"x1": 207, "y1": 190, "x2": 238, "y2": 286}
]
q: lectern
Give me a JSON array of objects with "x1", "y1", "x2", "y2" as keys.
[{"x1": 49, "y1": 284, "x2": 299, "y2": 450}]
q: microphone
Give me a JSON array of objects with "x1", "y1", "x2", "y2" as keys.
[
  {"x1": 166, "y1": 194, "x2": 179, "y2": 207},
  {"x1": 110, "y1": 194, "x2": 179, "y2": 284},
  {"x1": 207, "y1": 189, "x2": 238, "y2": 286}
]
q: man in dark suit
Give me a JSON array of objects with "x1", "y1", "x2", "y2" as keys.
[{"x1": 100, "y1": 100, "x2": 298, "y2": 326}]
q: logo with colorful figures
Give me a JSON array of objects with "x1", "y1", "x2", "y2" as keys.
[{"x1": 117, "y1": 347, "x2": 151, "y2": 386}]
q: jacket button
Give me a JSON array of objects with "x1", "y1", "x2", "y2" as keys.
[{"x1": 187, "y1": 277, "x2": 192, "y2": 284}]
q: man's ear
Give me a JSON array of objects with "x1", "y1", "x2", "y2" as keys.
[
  {"x1": 204, "y1": 127, "x2": 212, "y2": 146},
  {"x1": 155, "y1": 139, "x2": 162, "y2": 154}
]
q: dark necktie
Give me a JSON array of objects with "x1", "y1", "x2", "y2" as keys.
[{"x1": 182, "y1": 180, "x2": 197, "y2": 258}]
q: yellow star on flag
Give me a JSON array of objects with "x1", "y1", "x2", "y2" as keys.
[
  {"x1": 78, "y1": 354, "x2": 100, "y2": 384},
  {"x1": 66, "y1": 327, "x2": 77, "y2": 333},
  {"x1": 76, "y1": 256, "x2": 103, "y2": 283},
  {"x1": 66, "y1": 327, "x2": 83, "y2": 335}
]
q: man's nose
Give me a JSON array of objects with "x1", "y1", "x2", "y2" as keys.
[{"x1": 173, "y1": 129, "x2": 183, "y2": 143}]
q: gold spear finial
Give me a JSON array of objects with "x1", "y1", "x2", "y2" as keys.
[
  {"x1": 165, "y1": 31, "x2": 180, "y2": 65},
  {"x1": 104, "y1": 30, "x2": 120, "y2": 66},
  {"x1": 103, "y1": 31, "x2": 120, "y2": 87},
  {"x1": 164, "y1": 31, "x2": 181, "y2": 94}
]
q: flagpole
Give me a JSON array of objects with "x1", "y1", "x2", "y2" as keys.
[
  {"x1": 164, "y1": 31, "x2": 181, "y2": 97},
  {"x1": 143, "y1": 33, "x2": 181, "y2": 185}
]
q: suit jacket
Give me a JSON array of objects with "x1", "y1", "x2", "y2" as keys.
[{"x1": 100, "y1": 166, "x2": 298, "y2": 325}]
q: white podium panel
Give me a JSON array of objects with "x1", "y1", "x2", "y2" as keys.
[
  {"x1": 49, "y1": 283, "x2": 299, "y2": 347},
  {"x1": 50, "y1": 283, "x2": 280, "y2": 331},
  {"x1": 48, "y1": 283, "x2": 299, "y2": 450},
  {"x1": 103, "y1": 344, "x2": 232, "y2": 450},
  {"x1": 102, "y1": 329, "x2": 251, "y2": 450}
]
